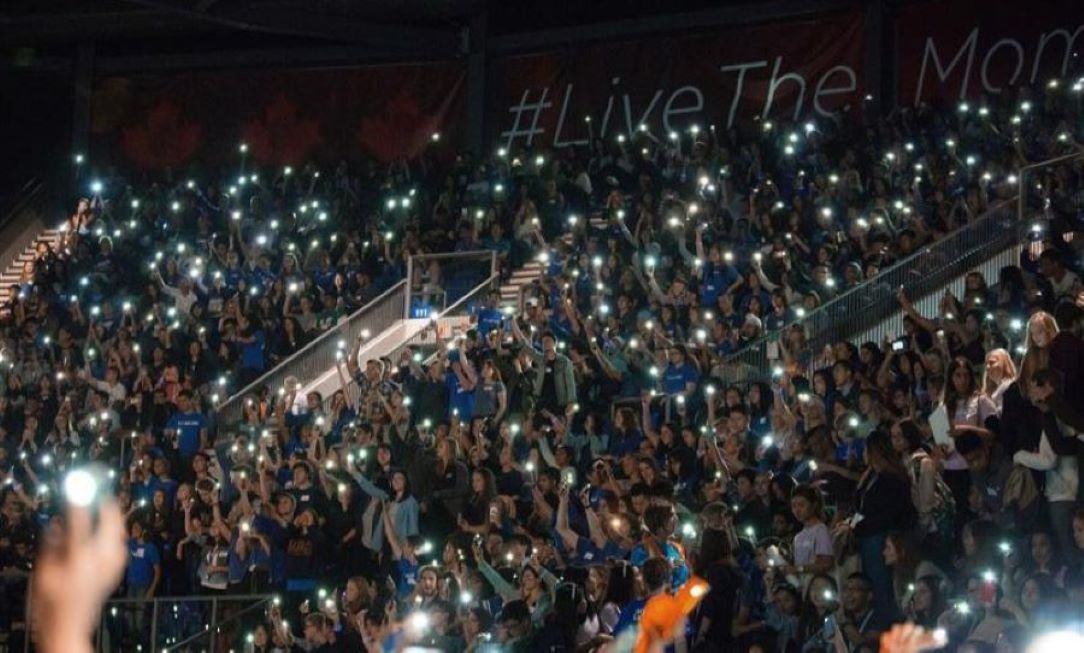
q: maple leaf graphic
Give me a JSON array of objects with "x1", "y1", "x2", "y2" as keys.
[
  {"x1": 120, "y1": 101, "x2": 203, "y2": 169},
  {"x1": 356, "y1": 89, "x2": 440, "y2": 162},
  {"x1": 242, "y1": 94, "x2": 322, "y2": 166}
]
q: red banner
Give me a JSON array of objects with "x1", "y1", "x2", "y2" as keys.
[
  {"x1": 90, "y1": 61, "x2": 466, "y2": 168},
  {"x1": 896, "y1": 0, "x2": 1083, "y2": 106},
  {"x1": 485, "y1": 11, "x2": 866, "y2": 151}
]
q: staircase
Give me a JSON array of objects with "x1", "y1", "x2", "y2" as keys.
[
  {"x1": 498, "y1": 258, "x2": 544, "y2": 311},
  {"x1": 0, "y1": 228, "x2": 63, "y2": 306},
  {"x1": 497, "y1": 216, "x2": 608, "y2": 311}
]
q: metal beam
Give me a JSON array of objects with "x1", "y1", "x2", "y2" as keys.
[
  {"x1": 96, "y1": 43, "x2": 455, "y2": 74},
  {"x1": 117, "y1": 0, "x2": 460, "y2": 48},
  {"x1": 194, "y1": 0, "x2": 223, "y2": 12},
  {"x1": 488, "y1": 0, "x2": 864, "y2": 54},
  {"x1": 465, "y1": 12, "x2": 488, "y2": 154},
  {"x1": 71, "y1": 42, "x2": 94, "y2": 163},
  {"x1": 863, "y1": 0, "x2": 884, "y2": 114},
  {"x1": 0, "y1": 9, "x2": 209, "y2": 44}
]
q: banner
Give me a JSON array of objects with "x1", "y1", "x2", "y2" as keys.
[
  {"x1": 90, "y1": 61, "x2": 466, "y2": 168},
  {"x1": 897, "y1": 0, "x2": 1083, "y2": 106},
  {"x1": 486, "y1": 11, "x2": 866, "y2": 151}
]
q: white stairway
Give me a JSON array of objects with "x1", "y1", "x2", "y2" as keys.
[{"x1": 0, "y1": 228, "x2": 63, "y2": 307}]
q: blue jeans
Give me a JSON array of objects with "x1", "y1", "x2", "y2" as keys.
[{"x1": 858, "y1": 533, "x2": 896, "y2": 616}]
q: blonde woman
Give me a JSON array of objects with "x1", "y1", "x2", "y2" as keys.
[
  {"x1": 1018, "y1": 311, "x2": 1059, "y2": 388},
  {"x1": 981, "y1": 348, "x2": 1017, "y2": 413}
]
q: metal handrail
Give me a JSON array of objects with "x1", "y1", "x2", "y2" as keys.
[
  {"x1": 214, "y1": 279, "x2": 407, "y2": 424},
  {"x1": 405, "y1": 249, "x2": 497, "y2": 318},
  {"x1": 718, "y1": 198, "x2": 1020, "y2": 383},
  {"x1": 0, "y1": 179, "x2": 44, "y2": 231},
  {"x1": 384, "y1": 271, "x2": 502, "y2": 377},
  {"x1": 92, "y1": 593, "x2": 275, "y2": 653},
  {"x1": 1018, "y1": 152, "x2": 1084, "y2": 222}
]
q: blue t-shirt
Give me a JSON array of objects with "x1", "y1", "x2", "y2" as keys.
[
  {"x1": 166, "y1": 411, "x2": 209, "y2": 458},
  {"x1": 662, "y1": 363, "x2": 698, "y2": 395},
  {"x1": 475, "y1": 307, "x2": 504, "y2": 338},
  {"x1": 700, "y1": 263, "x2": 740, "y2": 307},
  {"x1": 127, "y1": 538, "x2": 161, "y2": 588},
  {"x1": 253, "y1": 515, "x2": 287, "y2": 584},
  {"x1": 152, "y1": 476, "x2": 179, "y2": 507},
  {"x1": 572, "y1": 537, "x2": 629, "y2": 566},
  {"x1": 396, "y1": 558, "x2": 419, "y2": 597},
  {"x1": 446, "y1": 371, "x2": 475, "y2": 420},
  {"x1": 613, "y1": 598, "x2": 647, "y2": 636},
  {"x1": 241, "y1": 329, "x2": 266, "y2": 371},
  {"x1": 608, "y1": 429, "x2": 644, "y2": 459},
  {"x1": 629, "y1": 541, "x2": 690, "y2": 590}
]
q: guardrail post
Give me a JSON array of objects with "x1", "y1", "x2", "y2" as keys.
[
  {"x1": 150, "y1": 599, "x2": 159, "y2": 652},
  {"x1": 22, "y1": 578, "x2": 31, "y2": 653},
  {"x1": 1018, "y1": 169, "x2": 1026, "y2": 224},
  {"x1": 210, "y1": 596, "x2": 218, "y2": 653},
  {"x1": 404, "y1": 254, "x2": 414, "y2": 319}
]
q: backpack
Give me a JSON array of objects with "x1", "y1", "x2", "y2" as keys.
[{"x1": 909, "y1": 453, "x2": 956, "y2": 536}]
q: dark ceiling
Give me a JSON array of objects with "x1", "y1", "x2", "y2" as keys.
[{"x1": 0, "y1": 0, "x2": 820, "y2": 57}]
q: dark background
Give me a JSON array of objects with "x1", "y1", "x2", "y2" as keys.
[{"x1": 0, "y1": 0, "x2": 1078, "y2": 212}]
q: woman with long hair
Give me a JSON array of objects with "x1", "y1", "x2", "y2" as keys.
[
  {"x1": 472, "y1": 359, "x2": 507, "y2": 423},
  {"x1": 349, "y1": 467, "x2": 419, "y2": 566},
  {"x1": 691, "y1": 527, "x2": 744, "y2": 651},
  {"x1": 425, "y1": 436, "x2": 469, "y2": 538},
  {"x1": 796, "y1": 574, "x2": 841, "y2": 652},
  {"x1": 944, "y1": 357, "x2": 997, "y2": 440},
  {"x1": 462, "y1": 606, "x2": 493, "y2": 653},
  {"x1": 836, "y1": 429, "x2": 915, "y2": 618},
  {"x1": 939, "y1": 356, "x2": 998, "y2": 518},
  {"x1": 458, "y1": 468, "x2": 497, "y2": 537},
  {"x1": 1019, "y1": 311, "x2": 1060, "y2": 388},
  {"x1": 904, "y1": 574, "x2": 947, "y2": 630},
  {"x1": 323, "y1": 480, "x2": 367, "y2": 577},
  {"x1": 598, "y1": 563, "x2": 635, "y2": 634},
  {"x1": 891, "y1": 419, "x2": 954, "y2": 564},
  {"x1": 980, "y1": 348, "x2": 1016, "y2": 413},
  {"x1": 882, "y1": 531, "x2": 947, "y2": 614}
]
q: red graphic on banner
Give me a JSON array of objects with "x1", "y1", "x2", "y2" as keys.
[
  {"x1": 120, "y1": 100, "x2": 204, "y2": 169},
  {"x1": 242, "y1": 94, "x2": 322, "y2": 166},
  {"x1": 356, "y1": 89, "x2": 440, "y2": 162},
  {"x1": 92, "y1": 62, "x2": 466, "y2": 168}
]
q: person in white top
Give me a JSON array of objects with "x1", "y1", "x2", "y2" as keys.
[
  {"x1": 936, "y1": 357, "x2": 998, "y2": 489},
  {"x1": 1014, "y1": 369, "x2": 1080, "y2": 558},
  {"x1": 785, "y1": 484, "x2": 835, "y2": 588},
  {"x1": 980, "y1": 348, "x2": 1016, "y2": 414},
  {"x1": 1038, "y1": 249, "x2": 1083, "y2": 302}
]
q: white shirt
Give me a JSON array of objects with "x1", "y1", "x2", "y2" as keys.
[
  {"x1": 1014, "y1": 424, "x2": 1079, "y2": 502},
  {"x1": 943, "y1": 394, "x2": 997, "y2": 471}
]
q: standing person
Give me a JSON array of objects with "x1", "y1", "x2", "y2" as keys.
[
  {"x1": 940, "y1": 357, "x2": 998, "y2": 517},
  {"x1": 891, "y1": 419, "x2": 955, "y2": 565},
  {"x1": 1014, "y1": 369, "x2": 1079, "y2": 558},
  {"x1": 835, "y1": 430, "x2": 915, "y2": 619},
  {"x1": 691, "y1": 527, "x2": 744, "y2": 652},
  {"x1": 424, "y1": 438, "x2": 468, "y2": 539},
  {"x1": 980, "y1": 348, "x2": 1016, "y2": 413},
  {"x1": 125, "y1": 519, "x2": 162, "y2": 649},
  {"x1": 1022, "y1": 310, "x2": 1084, "y2": 412},
  {"x1": 785, "y1": 485, "x2": 836, "y2": 587},
  {"x1": 511, "y1": 321, "x2": 576, "y2": 415},
  {"x1": 126, "y1": 519, "x2": 162, "y2": 599},
  {"x1": 472, "y1": 359, "x2": 507, "y2": 424}
]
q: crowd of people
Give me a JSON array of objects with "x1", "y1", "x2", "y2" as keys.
[{"x1": 2, "y1": 72, "x2": 1084, "y2": 653}]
